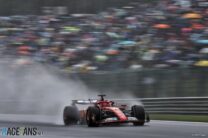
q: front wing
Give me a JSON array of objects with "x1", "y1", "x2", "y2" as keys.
[{"x1": 100, "y1": 117, "x2": 145, "y2": 124}]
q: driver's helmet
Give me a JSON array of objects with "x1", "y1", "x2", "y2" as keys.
[{"x1": 100, "y1": 101, "x2": 111, "y2": 107}]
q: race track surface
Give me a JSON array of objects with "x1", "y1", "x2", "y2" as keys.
[{"x1": 0, "y1": 115, "x2": 207, "y2": 138}]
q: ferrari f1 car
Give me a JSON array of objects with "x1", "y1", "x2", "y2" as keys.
[{"x1": 63, "y1": 95, "x2": 150, "y2": 127}]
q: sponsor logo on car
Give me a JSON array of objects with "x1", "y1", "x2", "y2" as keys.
[
  {"x1": 104, "y1": 117, "x2": 118, "y2": 122},
  {"x1": 127, "y1": 117, "x2": 137, "y2": 121}
]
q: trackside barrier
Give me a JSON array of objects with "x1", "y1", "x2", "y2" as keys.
[{"x1": 141, "y1": 97, "x2": 208, "y2": 115}]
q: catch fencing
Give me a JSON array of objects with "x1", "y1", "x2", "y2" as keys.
[{"x1": 76, "y1": 68, "x2": 208, "y2": 98}]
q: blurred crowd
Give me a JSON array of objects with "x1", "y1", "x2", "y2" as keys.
[{"x1": 0, "y1": 0, "x2": 208, "y2": 72}]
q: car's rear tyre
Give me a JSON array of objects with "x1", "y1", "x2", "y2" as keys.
[
  {"x1": 131, "y1": 105, "x2": 145, "y2": 126},
  {"x1": 63, "y1": 106, "x2": 79, "y2": 126},
  {"x1": 86, "y1": 106, "x2": 100, "y2": 127}
]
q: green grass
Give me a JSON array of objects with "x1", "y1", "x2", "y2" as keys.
[{"x1": 150, "y1": 114, "x2": 208, "y2": 123}]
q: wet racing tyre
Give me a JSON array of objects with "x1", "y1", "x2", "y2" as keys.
[
  {"x1": 63, "y1": 106, "x2": 79, "y2": 125},
  {"x1": 86, "y1": 106, "x2": 101, "y2": 127},
  {"x1": 131, "y1": 105, "x2": 145, "y2": 126}
]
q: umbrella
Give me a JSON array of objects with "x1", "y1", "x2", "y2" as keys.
[
  {"x1": 18, "y1": 51, "x2": 31, "y2": 55},
  {"x1": 105, "y1": 49, "x2": 119, "y2": 55},
  {"x1": 106, "y1": 32, "x2": 120, "y2": 38},
  {"x1": 64, "y1": 48, "x2": 77, "y2": 52},
  {"x1": 18, "y1": 46, "x2": 31, "y2": 51},
  {"x1": 181, "y1": 27, "x2": 192, "y2": 33},
  {"x1": 125, "y1": 17, "x2": 136, "y2": 20},
  {"x1": 167, "y1": 5, "x2": 179, "y2": 11},
  {"x1": 200, "y1": 48, "x2": 208, "y2": 54},
  {"x1": 95, "y1": 55, "x2": 108, "y2": 62},
  {"x1": 194, "y1": 60, "x2": 208, "y2": 67},
  {"x1": 153, "y1": 24, "x2": 171, "y2": 29},
  {"x1": 191, "y1": 34, "x2": 208, "y2": 45},
  {"x1": 63, "y1": 26, "x2": 80, "y2": 32},
  {"x1": 192, "y1": 23, "x2": 205, "y2": 30},
  {"x1": 15, "y1": 58, "x2": 32, "y2": 65},
  {"x1": 182, "y1": 13, "x2": 202, "y2": 19},
  {"x1": 63, "y1": 48, "x2": 76, "y2": 57},
  {"x1": 118, "y1": 41, "x2": 136, "y2": 46}
]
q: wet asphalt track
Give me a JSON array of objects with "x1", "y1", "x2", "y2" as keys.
[{"x1": 0, "y1": 115, "x2": 207, "y2": 138}]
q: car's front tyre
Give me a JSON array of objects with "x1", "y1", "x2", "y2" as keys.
[
  {"x1": 86, "y1": 106, "x2": 101, "y2": 127},
  {"x1": 131, "y1": 105, "x2": 145, "y2": 126}
]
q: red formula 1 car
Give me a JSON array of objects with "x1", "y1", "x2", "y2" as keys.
[{"x1": 63, "y1": 95, "x2": 150, "y2": 127}]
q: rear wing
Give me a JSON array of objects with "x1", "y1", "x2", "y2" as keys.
[
  {"x1": 72, "y1": 99, "x2": 97, "y2": 105},
  {"x1": 71, "y1": 98, "x2": 143, "y2": 106}
]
